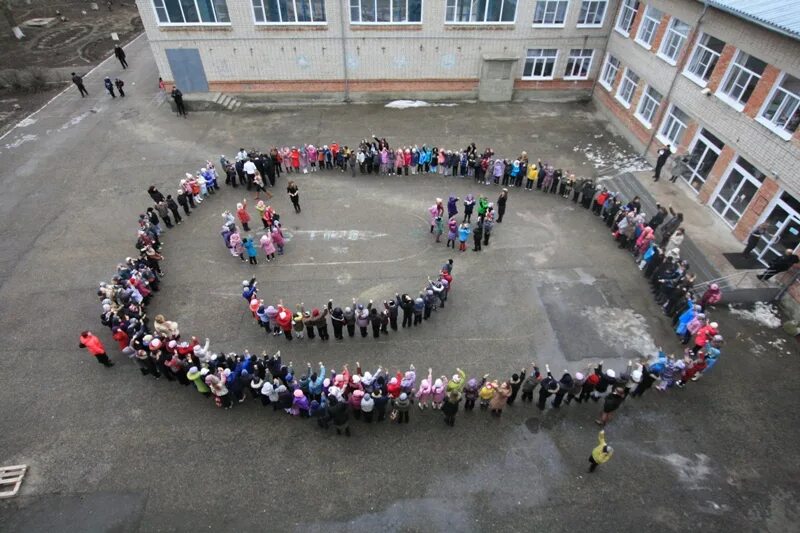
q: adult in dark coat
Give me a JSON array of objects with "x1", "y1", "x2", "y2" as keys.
[
  {"x1": 497, "y1": 189, "x2": 508, "y2": 223},
  {"x1": 757, "y1": 249, "x2": 799, "y2": 280},
  {"x1": 147, "y1": 185, "x2": 165, "y2": 203},
  {"x1": 114, "y1": 44, "x2": 128, "y2": 68}
]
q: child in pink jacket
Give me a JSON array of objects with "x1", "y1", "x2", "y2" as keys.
[
  {"x1": 416, "y1": 368, "x2": 432, "y2": 410},
  {"x1": 431, "y1": 375, "x2": 448, "y2": 409}
]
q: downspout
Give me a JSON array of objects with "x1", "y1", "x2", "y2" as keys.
[
  {"x1": 642, "y1": 1, "x2": 709, "y2": 156},
  {"x1": 589, "y1": 0, "x2": 625, "y2": 98},
  {"x1": 338, "y1": 0, "x2": 351, "y2": 103}
]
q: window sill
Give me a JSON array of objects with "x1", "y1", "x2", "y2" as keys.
[
  {"x1": 158, "y1": 24, "x2": 232, "y2": 31},
  {"x1": 682, "y1": 71, "x2": 708, "y2": 88},
  {"x1": 614, "y1": 27, "x2": 630, "y2": 38},
  {"x1": 656, "y1": 52, "x2": 678, "y2": 66},
  {"x1": 522, "y1": 76, "x2": 555, "y2": 81},
  {"x1": 655, "y1": 133, "x2": 674, "y2": 146},
  {"x1": 577, "y1": 23, "x2": 604, "y2": 28},
  {"x1": 599, "y1": 80, "x2": 613, "y2": 91},
  {"x1": 531, "y1": 23, "x2": 566, "y2": 28},
  {"x1": 350, "y1": 21, "x2": 422, "y2": 26},
  {"x1": 634, "y1": 113, "x2": 653, "y2": 129},
  {"x1": 634, "y1": 39, "x2": 653, "y2": 50},
  {"x1": 715, "y1": 91, "x2": 745, "y2": 112},
  {"x1": 564, "y1": 76, "x2": 589, "y2": 81},
  {"x1": 254, "y1": 22, "x2": 327, "y2": 26},
  {"x1": 755, "y1": 116, "x2": 795, "y2": 141},
  {"x1": 614, "y1": 94, "x2": 632, "y2": 109},
  {"x1": 350, "y1": 23, "x2": 423, "y2": 31},
  {"x1": 444, "y1": 21, "x2": 515, "y2": 26}
]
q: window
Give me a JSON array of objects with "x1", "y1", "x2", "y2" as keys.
[
  {"x1": 684, "y1": 33, "x2": 725, "y2": 86},
  {"x1": 717, "y1": 50, "x2": 767, "y2": 110},
  {"x1": 599, "y1": 53, "x2": 620, "y2": 90},
  {"x1": 615, "y1": 68, "x2": 639, "y2": 108},
  {"x1": 445, "y1": 0, "x2": 517, "y2": 23},
  {"x1": 523, "y1": 49, "x2": 558, "y2": 80},
  {"x1": 635, "y1": 6, "x2": 663, "y2": 49},
  {"x1": 681, "y1": 129, "x2": 724, "y2": 192},
  {"x1": 564, "y1": 49, "x2": 593, "y2": 79},
  {"x1": 577, "y1": 0, "x2": 606, "y2": 26},
  {"x1": 615, "y1": 0, "x2": 638, "y2": 36},
  {"x1": 153, "y1": 0, "x2": 230, "y2": 23},
  {"x1": 658, "y1": 105, "x2": 690, "y2": 146},
  {"x1": 635, "y1": 85, "x2": 662, "y2": 127},
  {"x1": 254, "y1": 0, "x2": 326, "y2": 23},
  {"x1": 533, "y1": 0, "x2": 568, "y2": 26},
  {"x1": 711, "y1": 156, "x2": 765, "y2": 227},
  {"x1": 658, "y1": 17, "x2": 689, "y2": 64},
  {"x1": 757, "y1": 73, "x2": 800, "y2": 140},
  {"x1": 350, "y1": 0, "x2": 422, "y2": 23}
]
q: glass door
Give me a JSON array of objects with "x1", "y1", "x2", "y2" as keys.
[
  {"x1": 754, "y1": 193, "x2": 800, "y2": 266},
  {"x1": 682, "y1": 129, "x2": 724, "y2": 192},
  {"x1": 711, "y1": 156, "x2": 764, "y2": 228}
]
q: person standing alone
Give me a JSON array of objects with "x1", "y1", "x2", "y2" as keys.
[
  {"x1": 171, "y1": 86, "x2": 187, "y2": 118},
  {"x1": 743, "y1": 223, "x2": 769, "y2": 257},
  {"x1": 588, "y1": 430, "x2": 613, "y2": 473},
  {"x1": 71, "y1": 72, "x2": 88, "y2": 97},
  {"x1": 114, "y1": 44, "x2": 128, "y2": 69},
  {"x1": 653, "y1": 144, "x2": 671, "y2": 181},
  {"x1": 79, "y1": 331, "x2": 114, "y2": 367}
]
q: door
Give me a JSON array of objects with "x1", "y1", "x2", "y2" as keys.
[
  {"x1": 682, "y1": 129, "x2": 724, "y2": 192},
  {"x1": 165, "y1": 48, "x2": 209, "y2": 93},
  {"x1": 710, "y1": 157, "x2": 764, "y2": 228},
  {"x1": 754, "y1": 194, "x2": 800, "y2": 265}
]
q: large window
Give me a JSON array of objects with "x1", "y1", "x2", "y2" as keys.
[
  {"x1": 635, "y1": 85, "x2": 662, "y2": 128},
  {"x1": 564, "y1": 49, "x2": 593, "y2": 79},
  {"x1": 684, "y1": 33, "x2": 725, "y2": 86},
  {"x1": 445, "y1": 0, "x2": 517, "y2": 23},
  {"x1": 635, "y1": 5, "x2": 663, "y2": 49},
  {"x1": 599, "y1": 53, "x2": 619, "y2": 90},
  {"x1": 254, "y1": 0, "x2": 326, "y2": 23},
  {"x1": 758, "y1": 73, "x2": 800, "y2": 140},
  {"x1": 523, "y1": 49, "x2": 558, "y2": 80},
  {"x1": 153, "y1": 0, "x2": 230, "y2": 24},
  {"x1": 711, "y1": 156, "x2": 765, "y2": 227},
  {"x1": 658, "y1": 17, "x2": 689, "y2": 64},
  {"x1": 657, "y1": 104, "x2": 690, "y2": 146},
  {"x1": 577, "y1": 0, "x2": 606, "y2": 26},
  {"x1": 615, "y1": 0, "x2": 638, "y2": 36},
  {"x1": 615, "y1": 68, "x2": 639, "y2": 108},
  {"x1": 533, "y1": 0, "x2": 568, "y2": 26},
  {"x1": 717, "y1": 50, "x2": 767, "y2": 110},
  {"x1": 350, "y1": 0, "x2": 422, "y2": 23}
]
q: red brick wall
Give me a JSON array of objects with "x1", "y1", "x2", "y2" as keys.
[
  {"x1": 627, "y1": 1, "x2": 644, "y2": 38},
  {"x1": 733, "y1": 176, "x2": 779, "y2": 240},
  {"x1": 650, "y1": 12, "x2": 671, "y2": 53},
  {"x1": 706, "y1": 44, "x2": 737, "y2": 93},
  {"x1": 594, "y1": 82, "x2": 651, "y2": 145},
  {"x1": 743, "y1": 64, "x2": 780, "y2": 118},
  {"x1": 697, "y1": 145, "x2": 735, "y2": 204}
]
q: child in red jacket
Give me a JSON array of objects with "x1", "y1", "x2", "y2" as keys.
[{"x1": 79, "y1": 331, "x2": 114, "y2": 367}]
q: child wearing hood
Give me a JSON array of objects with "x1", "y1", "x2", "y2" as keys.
[
  {"x1": 434, "y1": 215, "x2": 444, "y2": 243},
  {"x1": 429, "y1": 199, "x2": 444, "y2": 233},
  {"x1": 463, "y1": 194, "x2": 475, "y2": 222},
  {"x1": 243, "y1": 236, "x2": 258, "y2": 265},
  {"x1": 260, "y1": 230, "x2": 276, "y2": 261},
  {"x1": 447, "y1": 368, "x2": 466, "y2": 395},
  {"x1": 457, "y1": 223, "x2": 471, "y2": 252},
  {"x1": 416, "y1": 367, "x2": 433, "y2": 410},
  {"x1": 507, "y1": 368, "x2": 526, "y2": 405},
  {"x1": 401, "y1": 364, "x2": 416, "y2": 394},
  {"x1": 292, "y1": 389, "x2": 310, "y2": 417},
  {"x1": 229, "y1": 231, "x2": 245, "y2": 261},
  {"x1": 478, "y1": 380, "x2": 496, "y2": 409},
  {"x1": 447, "y1": 195, "x2": 459, "y2": 219},
  {"x1": 372, "y1": 389, "x2": 389, "y2": 422},
  {"x1": 354, "y1": 299, "x2": 371, "y2": 337},
  {"x1": 490, "y1": 381, "x2": 512, "y2": 417},
  {"x1": 446, "y1": 217, "x2": 458, "y2": 248},
  {"x1": 463, "y1": 374, "x2": 487, "y2": 410}
]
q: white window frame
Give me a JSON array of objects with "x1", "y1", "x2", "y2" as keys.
[
  {"x1": 350, "y1": 0, "x2": 423, "y2": 24},
  {"x1": 598, "y1": 53, "x2": 619, "y2": 91},
  {"x1": 715, "y1": 50, "x2": 766, "y2": 112},
  {"x1": 657, "y1": 17, "x2": 689, "y2": 65},
  {"x1": 709, "y1": 156, "x2": 765, "y2": 229},
  {"x1": 615, "y1": 0, "x2": 637, "y2": 37},
  {"x1": 634, "y1": 85, "x2": 662, "y2": 128},
  {"x1": 152, "y1": 0, "x2": 231, "y2": 25},
  {"x1": 682, "y1": 32, "x2": 724, "y2": 87},
  {"x1": 576, "y1": 0, "x2": 607, "y2": 27},
  {"x1": 445, "y1": 0, "x2": 517, "y2": 24},
  {"x1": 615, "y1": 67, "x2": 639, "y2": 109},
  {"x1": 657, "y1": 104, "x2": 689, "y2": 146},
  {"x1": 635, "y1": 5, "x2": 663, "y2": 50},
  {"x1": 757, "y1": 72, "x2": 800, "y2": 141},
  {"x1": 253, "y1": 0, "x2": 327, "y2": 24},
  {"x1": 522, "y1": 49, "x2": 559, "y2": 80},
  {"x1": 532, "y1": 0, "x2": 569, "y2": 27},
  {"x1": 564, "y1": 49, "x2": 594, "y2": 80}
]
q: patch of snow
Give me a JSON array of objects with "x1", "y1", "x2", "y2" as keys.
[
  {"x1": 4, "y1": 133, "x2": 38, "y2": 149},
  {"x1": 16, "y1": 117, "x2": 36, "y2": 127},
  {"x1": 384, "y1": 100, "x2": 458, "y2": 109},
  {"x1": 660, "y1": 453, "x2": 712, "y2": 489},
  {"x1": 573, "y1": 140, "x2": 652, "y2": 174},
  {"x1": 728, "y1": 302, "x2": 782, "y2": 329},
  {"x1": 580, "y1": 306, "x2": 659, "y2": 358}
]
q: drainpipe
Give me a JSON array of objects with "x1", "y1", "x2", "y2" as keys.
[
  {"x1": 338, "y1": 0, "x2": 351, "y2": 103},
  {"x1": 643, "y1": 1, "x2": 709, "y2": 157},
  {"x1": 589, "y1": 0, "x2": 625, "y2": 98}
]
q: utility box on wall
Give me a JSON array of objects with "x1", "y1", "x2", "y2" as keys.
[{"x1": 479, "y1": 55, "x2": 518, "y2": 103}]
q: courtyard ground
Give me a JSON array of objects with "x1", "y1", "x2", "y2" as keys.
[{"x1": 0, "y1": 36, "x2": 798, "y2": 532}]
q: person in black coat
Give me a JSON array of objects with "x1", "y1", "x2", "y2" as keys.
[
  {"x1": 114, "y1": 44, "x2": 128, "y2": 69},
  {"x1": 147, "y1": 185, "x2": 165, "y2": 203},
  {"x1": 166, "y1": 195, "x2": 182, "y2": 224},
  {"x1": 397, "y1": 293, "x2": 414, "y2": 328},
  {"x1": 384, "y1": 300, "x2": 398, "y2": 331},
  {"x1": 473, "y1": 221, "x2": 483, "y2": 252},
  {"x1": 758, "y1": 249, "x2": 799, "y2": 280},
  {"x1": 328, "y1": 397, "x2": 350, "y2": 436},
  {"x1": 653, "y1": 145, "x2": 671, "y2": 181},
  {"x1": 176, "y1": 190, "x2": 191, "y2": 216},
  {"x1": 441, "y1": 391, "x2": 461, "y2": 427},
  {"x1": 497, "y1": 189, "x2": 508, "y2": 223}
]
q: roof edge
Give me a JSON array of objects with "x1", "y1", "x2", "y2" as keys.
[{"x1": 702, "y1": 0, "x2": 800, "y2": 42}]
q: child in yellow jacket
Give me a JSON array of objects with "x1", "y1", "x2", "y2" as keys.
[
  {"x1": 589, "y1": 430, "x2": 613, "y2": 473},
  {"x1": 478, "y1": 380, "x2": 496, "y2": 410}
]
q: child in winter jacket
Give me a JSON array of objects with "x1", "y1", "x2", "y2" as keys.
[
  {"x1": 457, "y1": 223, "x2": 471, "y2": 252},
  {"x1": 463, "y1": 375, "x2": 485, "y2": 410},
  {"x1": 479, "y1": 380, "x2": 495, "y2": 409},
  {"x1": 416, "y1": 368, "x2": 433, "y2": 410},
  {"x1": 520, "y1": 363, "x2": 541, "y2": 402}
]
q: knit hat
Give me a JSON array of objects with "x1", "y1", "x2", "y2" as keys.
[
  {"x1": 452, "y1": 374, "x2": 462, "y2": 383},
  {"x1": 286, "y1": 373, "x2": 294, "y2": 382},
  {"x1": 631, "y1": 369, "x2": 642, "y2": 383},
  {"x1": 312, "y1": 308, "x2": 320, "y2": 317},
  {"x1": 606, "y1": 369, "x2": 616, "y2": 378},
  {"x1": 399, "y1": 393, "x2": 408, "y2": 400},
  {"x1": 352, "y1": 375, "x2": 361, "y2": 384},
  {"x1": 389, "y1": 377, "x2": 398, "y2": 385},
  {"x1": 323, "y1": 378, "x2": 331, "y2": 387},
  {"x1": 293, "y1": 389, "x2": 304, "y2": 398},
  {"x1": 149, "y1": 338, "x2": 162, "y2": 350},
  {"x1": 710, "y1": 322, "x2": 719, "y2": 329},
  {"x1": 200, "y1": 368, "x2": 209, "y2": 376},
  {"x1": 575, "y1": 372, "x2": 585, "y2": 381},
  {"x1": 242, "y1": 280, "x2": 250, "y2": 287}
]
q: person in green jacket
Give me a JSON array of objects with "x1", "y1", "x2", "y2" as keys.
[
  {"x1": 187, "y1": 366, "x2": 211, "y2": 396},
  {"x1": 477, "y1": 195, "x2": 489, "y2": 218},
  {"x1": 446, "y1": 368, "x2": 466, "y2": 394},
  {"x1": 589, "y1": 430, "x2": 613, "y2": 473}
]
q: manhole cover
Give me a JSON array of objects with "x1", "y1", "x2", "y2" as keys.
[{"x1": 34, "y1": 25, "x2": 93, "y2": 50}]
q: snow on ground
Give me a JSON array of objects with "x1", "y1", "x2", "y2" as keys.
[
  {"x1": 581, "y1": 306, "x2": 659, "y2": 358},
  {"x1": 385, "y1": 100, "x2": 458, "y2": 109},
  {"x1": 728, "y1": 302, "x2": 782, "y2": 329},
  {"x1": 572, "y1": 140, "x2": 652, "y2": 175}
]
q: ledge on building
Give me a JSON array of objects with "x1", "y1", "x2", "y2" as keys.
[
  {"x1": 444, "y1": 24, "x2": 516, "y2": 31},
  {"x1": 157, "y1": 24, "x2": 232, "y2": 32},
  {"x1": 350, "y1": 24, "x2": 423, "y2": 31},
  {"x1": 255, "y1": 24, "x2": 328, "y2": 32}
]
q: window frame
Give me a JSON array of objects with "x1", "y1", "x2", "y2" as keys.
[
  {"x1": 682, "y1": 32, "x2": 724, "y2": 87},
  {"x1": 252, "y1": 0, "x2": 328, "y2": 25},
  {"x1": 634, "y1": 84, "x2": 662, "y2": 128},
  {"x1": 532, "y1": 0, "x2": 569, "y2": 27},
  {"x1": 576, "y1": 0, "x2": 607, "y2": 27},
  {"x1": 634, "y1": 5, "x2": 663, "y2": 50},
  {"x1": 756, "y1": 72, "x2": 800, "y2": 141},
  {"x1": 350, "y1": 0, "x2": 423, "y2": 25},
  {"x1": 614, "y1": 0, "x2": 637, "y2": 37},
  {"x1": 615, "y1": 67, "x2": 639, "y2": 109},
  {"x1": 715, "y1": 50, "x2": 766, "y2": 112},
  {"x1": 656, "y1": 104, "x2": 690, "y2": 147},
  {"x1": 657, "y1": 17, "x2": 689, "y2": 65},
  {"x1": 564, "y1": 48, "x2": 594, "y2": 80},
  {"x1": 598, "y1": 52, "x2": 619, "y2": 91},
  {"x1": 444, "y1": 0, "x2": 517, "y2": 24},
  {"x1": 522, "y1": 48, "x2": 559, "y2": 80},
  {"x1": 152, "y1": 0, "x2": 231, "y2": 25}
]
